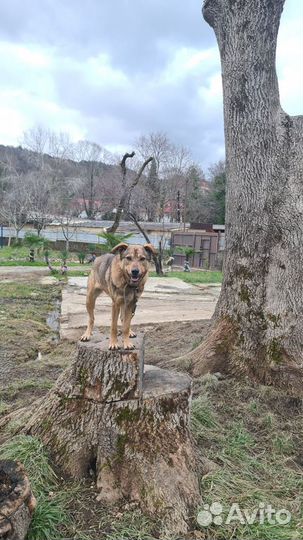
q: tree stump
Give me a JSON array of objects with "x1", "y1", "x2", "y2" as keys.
[
  {"x1": 0, "y1": 460, "x2": 36, "y2": 540},
  {"x1": 24, "y1": 332, "x2": 200, "y2": 536}
]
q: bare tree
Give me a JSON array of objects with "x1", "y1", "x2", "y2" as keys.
[
  {"x1": 0, "y1": 173, "x2": 30, "y2": 242},
  {"x1": 170, "y1": 0, "x2": 303, "y2": 395},
  {"x1": 135, "y1": 132, "x2": 172, "y2": 175},
  {"x1": 26, "y1": 172, "x2": 53, "y2": 235},
  {"x1": 22, "y1": 125, "x2": 50, "y2": 168},
  {"x1": 168, "y1": 144, "x2": 192, "y2": 176},
  {"x1": 73, "y1": 140, "x2": 106, "y2": 219},
  {"x1": 22, "y1": 125, "x2": 74, "y2": 162},
  {"x1": 57, "y1": 213, "x2": 77, "y2": 253},
  {"x1": 135, "y1": 132, "x2": 195, "y2": 221},
  {"x1": 48, "y1": 131, "x2": 74, "y2": 161}
]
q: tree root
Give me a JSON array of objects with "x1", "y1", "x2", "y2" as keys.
[
  {"x1": 161, "y1": 319, "x2": 235, "y2": 377},
  {"x1": 162, "y1": 318, "x2": 303, "y2": 397},
  {"x1": 0, "y1": 401, "x2": 40, "y2": 443}
]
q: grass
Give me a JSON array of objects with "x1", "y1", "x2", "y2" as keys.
[
  {"x1": 0, "y1": 244, "x2": 91, "y2": 268},
  {"x1": 0, "y1": 282, "x2": 61, "y2": 364},
  {"x1": 0, "y1": 435, "x2": 72, "y2": 540},
  {"x1": 101, "y1": 511, "x2": 157, "y2": 540},
  {"x1": 0, "y1": 245, "x2": 221, "y2": 284},
  {"x1": 191, "y1": 379, "x2": 303, "y2": 540},
  {"x1": 0, "y1": 400, "x2": 9, "y2": 415},
  {"x1": 150, "y1": 270, "x2": 222, "y2": 284},
  {"x1": 0, "y1": 260, "x2": 91, "y2": 268},
  {"x1": 51, "y1": 269, "x2": 90, "y2": 280},
  {"x1": 2, "y1": 379, "x2": 53, "y2": 400},
  {"x1": 0, "y1": 435, "x2": 158, "y2": 540}
]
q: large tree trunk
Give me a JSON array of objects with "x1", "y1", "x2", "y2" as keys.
[{"x1": 172, "y1": 0, "x2": 303, "y2": 393}]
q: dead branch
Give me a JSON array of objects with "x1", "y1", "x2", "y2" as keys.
[
  {"x1": 106, "y1": 155, "x2": 153, "y2": 234},
  {"x1": 128, "y1": 211, "x2": 163, "y2": 275},
  {"x1": 120, "y1": 151, "x2": 135, "y2": 187}
]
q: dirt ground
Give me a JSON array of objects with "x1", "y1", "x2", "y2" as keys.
[
  {"x1": 0, "y1": 277, "x2": 302, "y2": 540},
  {"x1": 0, "y1": 280, "x2": 210, "y2": 415},
  {"x1": 60, "y1": 276, "x2": 219, "y2": 341}
]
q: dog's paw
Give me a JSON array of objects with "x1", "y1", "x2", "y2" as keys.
[
  {"x1": 108, "y1": 342, "x2": 120, "y2": 351},
  {"x1": 123, "y1": 342, "x2": 136, "y2": 350},
  {"x1": 80, "y1": 333, "x2": 91, "y2": 342},
  {"x1": 129, "y1": 331, "x2": 137, "y2": 338}
]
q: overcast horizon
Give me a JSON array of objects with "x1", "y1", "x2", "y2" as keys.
[{"x1": 0, "y1": 0, "x2": 302, "y2": 172}]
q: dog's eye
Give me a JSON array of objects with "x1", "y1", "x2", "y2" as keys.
[
  {"x1": 140, "y1": 257, "x2": 146, "y2": 261},
  {"x1": 125, "y1": 256, "x2": 132, "y2": 261}
]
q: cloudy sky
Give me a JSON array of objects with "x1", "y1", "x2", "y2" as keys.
[{"x1": 0, "y1": 0, "x2": 302, "y2": 171}]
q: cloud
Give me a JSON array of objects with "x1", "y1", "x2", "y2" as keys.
[{"x1": 0, "y1": 0, "x2": 301, "y2": 170}]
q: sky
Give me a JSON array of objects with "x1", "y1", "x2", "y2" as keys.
[{"x1": 0, "y1": 0, "x2": 302, "y2": 171}]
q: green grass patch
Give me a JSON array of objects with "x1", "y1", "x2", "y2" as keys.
[
  {"x1": 0, "y1": 260, "x2": 91, "y2": 268},
  {"x1": 191, "y1": 379, "x2": 303, "y2": 540},
  {"x1": 0, "y1": 400, "x2": 10, "y2": 415},
  {"x1": 0, "y1": 435, "x2": 158, "y2": 540},
  {"x1": 0, "y1": 435, "x2": 71, "y2": 539},
  {"x1": 0, "y1": 244, "x2": 92, "y2": 269},
  {"x1": 65, "y1": 270, "x2": 90, "y2": 277},
  {"x1": 0, "y1": 282, "x2": 59, "y2": 301},
  {"x1": 98, "y1": 510, "x2": 158, "y2": 540},
  {"x1": 0, "y1": 282, "x2": 61, "y2": 363},
  {"x1": 2, "y1": 379, "x2": 53, "y2": 400},
  {"x1": 149, "y1": 270, "x2": 222, "y2": 284},
  {"x1": 0, "y1": 245, "x2": 29, "y2": 260}
]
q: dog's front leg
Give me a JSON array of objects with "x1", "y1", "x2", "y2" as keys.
[
  {"x1": 122, "y1": 307, "x2": 136, "y2": 350},
  {"x1": 120, "y1": 308, "x2": 136, "y2": 339},
  {"x1": 109, "y1": 302, "x2": 120, "y2": 350}
]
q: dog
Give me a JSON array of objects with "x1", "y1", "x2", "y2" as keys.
[{"x1": 80, "y1": 242, "x2": 156, "y2": 350}]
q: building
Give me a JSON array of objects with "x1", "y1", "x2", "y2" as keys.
[{"x1": 171, "y1": 224, "x2": 225, "y2": 270}]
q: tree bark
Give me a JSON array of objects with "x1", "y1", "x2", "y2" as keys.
[
  {"x1": 23, "y1": 333, "x2": 200, "y2": 536},
  {"x1": 0, "y1": 460, "x2": 36, "y2": 540},
  {"x1": 173, "y1": 0, "x2": 303, "y2": 394}
]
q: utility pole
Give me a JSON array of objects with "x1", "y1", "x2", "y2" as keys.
[
  {"x1": 177, "y1": 191, "x2": 181, "y2": 223},
  {"x1": 183, "y1": 179, "x2": 189, "y2": 232}
]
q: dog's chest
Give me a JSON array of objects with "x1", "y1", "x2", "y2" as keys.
[{"x1": 109, "y1": 282, "x2": 140, "y2": 305}]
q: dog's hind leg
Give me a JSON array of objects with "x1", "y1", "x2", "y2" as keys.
[{"x1": 80, "y1": 276, "x2": 102, "y2": 342}]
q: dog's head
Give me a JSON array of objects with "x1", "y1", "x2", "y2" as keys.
[{"x1": 111, "y1": 243, "x2": 157, "y2": 285}]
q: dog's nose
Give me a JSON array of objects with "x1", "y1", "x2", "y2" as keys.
[{"x1": 131, "y1": 268, "x2": 140, "y2": 277}]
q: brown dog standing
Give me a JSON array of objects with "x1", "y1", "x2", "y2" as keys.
[{"x1": 80, "y1": 243, "x2": 156, "y2": 350}]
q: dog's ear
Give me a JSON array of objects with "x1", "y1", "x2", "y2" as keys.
[
  {"x1": 111, "y1": 243, "x2": 128, "y2": 255},
  {"x1": 143, "y1": 243, "x2": 157, "y2": 260}
]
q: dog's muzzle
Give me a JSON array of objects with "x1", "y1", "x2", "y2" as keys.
[{"x1": 129, "y1": 269, "x2": 141, "y2": 285}]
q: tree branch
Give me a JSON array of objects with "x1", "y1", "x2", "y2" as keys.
[
  {"x1": 128, "y1": 211, "x2": 163, "y2": 275},
  {"x1": 131, "y1": 157, "x2": 153, "y2": 188},
  {"x1": 106, "y1": 156, "x2": 153, "y2": 234},
  {"x1": 120, "y1": 151, "x2": 135, "y2": 187}
]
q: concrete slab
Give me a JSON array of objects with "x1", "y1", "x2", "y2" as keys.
[
  {"x1": 61, "y1": 276, "x2": 220, "y2": 342},
  {"x1": 67, "y1": 276, "x2": 195, "y2": 293},
  {"x1": 0, "y1": 266, "x2": 49, "y2": 275}
]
